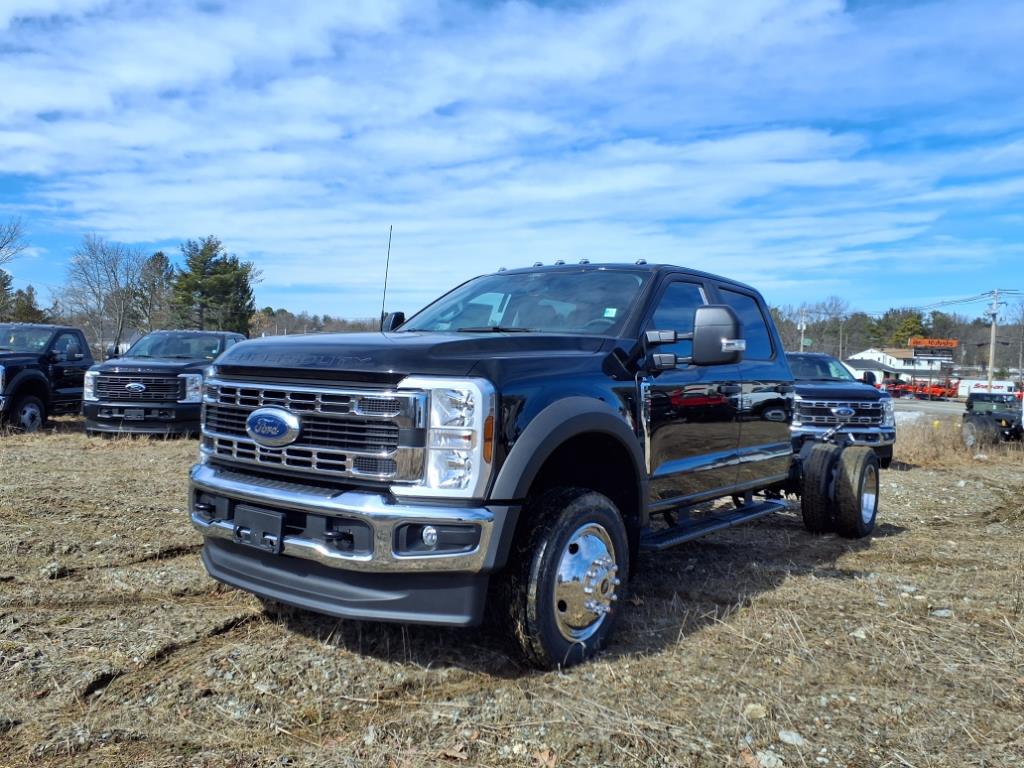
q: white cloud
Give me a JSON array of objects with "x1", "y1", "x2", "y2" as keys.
[{"x1": 1, "y1": 0, "x2": 1023, "y2": 314}]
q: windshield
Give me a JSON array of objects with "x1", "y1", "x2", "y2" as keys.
[
  {"x1": 125, "y1": 332, "x2": 224, "y2": 360},
  {"x1": 971, "y1": 394, "x2": 1018, "y2": 407},
  {"x1": 0, "y1": 325, "x2": 54, "y2": 353},
  {"x1": 400, "y1": 269, "x2": 651, "y2": 334},
  {"x1": 787, "y1": 354, "x2": 856, "y2": 382}
]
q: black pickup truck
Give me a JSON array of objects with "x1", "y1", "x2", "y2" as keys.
[
  {"x1": 84, "y1": 329, "x2": 245, "y2": 436},
  {"x1": 189, "y1": 263, "x2": 881, "y2": 667},
  {"x1": 0, "y1": 323, "x2": 93, "y2": 432},
  {"x1": 787, "y1": 352, "x2": 896, "y2": 468}
]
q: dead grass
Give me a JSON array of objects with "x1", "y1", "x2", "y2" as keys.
[
  {"x1": 1, "y1": 420, "x2": 1023, "y2": 767},
  {"x1": 894, "y1": 416, "x2": 1023, "y2": 469}
]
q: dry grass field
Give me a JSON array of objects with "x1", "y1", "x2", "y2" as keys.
[{"x1": 1, "y1": 418, "x2": 1022, "y2": 767}]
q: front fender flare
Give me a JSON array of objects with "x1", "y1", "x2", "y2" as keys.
[
  {"x1": 4, "y1": 369, "x2": 51, "y2": 405},
  {"x1": 490, "y1": 396, "x2": 647, "y2": 513}
]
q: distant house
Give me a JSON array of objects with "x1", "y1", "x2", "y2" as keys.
[
  {"x1": 842, "y1": 358, "x2": 904, "y2": 383},
  {"x1": 849, "y1": 347, "x2": 951, "y2": 378}
]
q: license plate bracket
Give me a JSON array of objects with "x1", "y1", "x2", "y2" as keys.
[
  {"x1": 123, "y1": 408, "x2": 145, "y2": 420},
  {"x1": 233, "y1": 505, "x2": 285, "y2": 554}
]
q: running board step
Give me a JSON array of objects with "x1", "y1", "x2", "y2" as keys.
[{"x1": 640, "y1": 499, "x2": 788, "y2": 552}]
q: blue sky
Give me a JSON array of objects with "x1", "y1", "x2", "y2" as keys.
[{"x1": 1, "y1": 0, "x2": 1023, "y2": 319}]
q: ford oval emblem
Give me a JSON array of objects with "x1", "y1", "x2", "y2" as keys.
[
  {"x1": 245, "y1": 408, "x2": 301, "y2": 447},
  {"x1": 126, "y1": 382, "x2": 146, "y2": 393},
  {"x1": 831, "y1": 406, "x2": 856, "y2": 419}
]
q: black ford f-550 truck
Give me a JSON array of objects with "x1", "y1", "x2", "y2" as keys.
[
  {"x1": 84, "y1": 329, "x2": 245, "y2": 436},
  {"x1": 0, "y1": 323, "x2": 93, "y2": 432},
  {"x1": 190, "y1": 263, "x2": 881, "y2": 667}
]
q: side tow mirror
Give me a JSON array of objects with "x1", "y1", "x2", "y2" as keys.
[
  {"x1": 105, "y1": 344, "x2": 119, "y2": 360},
  {"x1": 861, "y1": 371, "x2": 877, "y2": 386},
  {"x1": 381, "y1": 311, "x2": 405, "y2": 332},
  {"x1": 692, "y1": 305, "x2": 745, "y2": 366}
]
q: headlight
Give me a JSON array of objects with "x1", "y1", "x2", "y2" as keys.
[
  {"x1": 83, "y1": 370, "x2": 99, "y2": 401},
  {"x1": 881, "y1": 396, "x2": 895, "y2": 427},
  {"x1": 392, "y1": 376, "x2": 496, "y2": 499},
  {"x1": 179, "y1": 373, "x2": 204, "y2": 403}
]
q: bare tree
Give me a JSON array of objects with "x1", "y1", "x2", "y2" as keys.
[
  {"x1": 0, "y1": 217, "x2": 28, "y2": 268},
  {"x1": 62, "y1": 235, "x2": 146, "y2": 352},
  {"x1": 136, "y1": 251, "x2": 176, "y2": 331}
]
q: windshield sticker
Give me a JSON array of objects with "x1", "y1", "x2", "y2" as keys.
[{"x1": 603, "y1": 307, "x2": 617, "y2": 318}]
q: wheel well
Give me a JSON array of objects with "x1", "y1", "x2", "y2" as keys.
[
  {"x1": 10, "y1": 378, "x2": 49, "y2": 407},
  {"x1": 523, "y1": 432, "x2": 642, "y2": 557}
]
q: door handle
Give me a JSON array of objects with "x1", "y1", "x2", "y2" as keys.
[{"x1": 718, "y1": 384, "x2": 742, "y2": 395}]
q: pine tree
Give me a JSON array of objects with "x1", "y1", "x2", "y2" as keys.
[
  {"x1": 172, "y1": 236, "x2": 260, "y2": 334},
  {"x1": 10, "y1": 285, "x2": 47, "y2": 323},
  {"x1": 0, "y1": 269, "x2": 13, "y2": 321}
]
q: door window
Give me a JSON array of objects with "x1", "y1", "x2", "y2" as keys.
[
  {"x1": 649, "y1": 281, "x2": 706, "y2": 358},
  {"x1": 52, "y1": 333, "x2": 82, "y2": 358},
  {"x1": 719, "y1": 289, "x2": 773, "y2": 360}
]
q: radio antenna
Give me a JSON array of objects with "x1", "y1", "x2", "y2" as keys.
[{"x1": 380, "y1": 225, "x2": 393, "y2": 330}]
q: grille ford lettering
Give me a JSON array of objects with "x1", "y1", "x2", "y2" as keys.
[
  {"x1": 126, "y1": 382, "x2": 146, "y2": 393},
  {"x1": 245, "y1": 408, "x2": 301, "y2": 447},
  {"x1": 831, "y1": 406, "x2": 856, "y2": 419}
]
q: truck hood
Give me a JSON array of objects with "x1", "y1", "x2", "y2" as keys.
[
  {"x1": 0, "y1": 351, "x2": 40, "y2": 366},
  {"x1": 794, "y1": 380, "x2": 887, "y2": 401},
  {"x1": 91, "y1": 356, "x2": 210, "y2": 375},
  {"x1": 215, "y1": 331, "x2": 610, "y2": 384}
]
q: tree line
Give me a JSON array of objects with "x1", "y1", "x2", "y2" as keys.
[
  {"x1": 1, "y1": 222, "x2": 260, "y2": 352},
  {"x1": 2, "y1": 216, "x2": 1022, "y2": 370},
  {"x1": 772, "y1": 297, "x2": 1024, "y2": 374}
]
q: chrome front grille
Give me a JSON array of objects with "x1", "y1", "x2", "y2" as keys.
[
  {"x1": 201, "y1": 379, "x2": 425, "y2": 481},
  {"x1": 795, "y1": 399, "x2": 883, "y2": 426},
  {"x1": 95, "y1": 374, "x2": 181, "y2": 401}
]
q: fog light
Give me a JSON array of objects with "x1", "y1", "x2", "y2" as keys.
[{"x1": 422, "y1": 525, "x2": 439, "y2": 548}]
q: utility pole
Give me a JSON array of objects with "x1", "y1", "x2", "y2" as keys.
[
  {"x1": 798, "y1": 308, "x2": 807, "y2": 351},
  {"x1": 986, "y1": 290, "x2": 1001, "y2": 393}
]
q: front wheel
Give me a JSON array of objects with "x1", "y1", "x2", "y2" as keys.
[
  {"x1": 500, "y1": 487, "x2": 630, "y2": 669},
  {"x1": 9, "y1": 395, "x2": 46, "y2": 433},
  {"x1": 962, "y1": 418, "x2": 997, "y2": 450}
]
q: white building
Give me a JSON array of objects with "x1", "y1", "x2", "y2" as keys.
[{"x1": 848, "y1": 347, "x2": 950, "y2": 377}]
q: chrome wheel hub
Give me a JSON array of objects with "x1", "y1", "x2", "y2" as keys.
[
  {"x1": 19, "y1": 403, "x2": 42, "y2": 433},
  {"x1": 553, "y1": 523, "x2": 620, "y2": 642},
  {"x1": 860, "y1": 464, "x2": 878, "y2": 524}
]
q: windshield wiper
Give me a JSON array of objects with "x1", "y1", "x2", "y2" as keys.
[{"x1": 456, "y1": 326, "x2": 534, "y2": 333}]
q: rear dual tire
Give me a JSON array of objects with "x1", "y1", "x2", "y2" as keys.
[{"x1": 801, "y1": 444, "x2": 878, "y2": 539}]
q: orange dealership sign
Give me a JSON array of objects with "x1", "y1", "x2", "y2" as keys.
[{"x1": 909, "y1": 337, "x2": 958, "y2": 349}]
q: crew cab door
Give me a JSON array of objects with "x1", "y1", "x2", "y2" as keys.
[
  {"x1": 48, "y1": 331, "x2": 91, "y2": 410},
  {"x1": 714, "y1": 286, "x2": 793, "y2": 489},
  {"x1": 642, "y1": 278, "x2": 740, "y2": 508}
]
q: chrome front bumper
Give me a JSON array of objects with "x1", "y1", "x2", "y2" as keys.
[
  {"x1": 189, "y1": 463, "x2": 497, "y2": 573},
  {"x1": 791, "y1": 424, "x2": 896, "y2": 447}
]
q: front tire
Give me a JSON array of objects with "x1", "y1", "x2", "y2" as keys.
[
  {"x1": 9, "y1": 394, "x2": 46, "y2": 433},
  {"x1": 500, "y1": 487, "x2": 629, "y2": 670},
  {"x1": 833, "y1": 447, "x2": 879, "y2": 539},
  {"x1": 962, "y1": 417, "x2": 997, "y2": 450}
]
